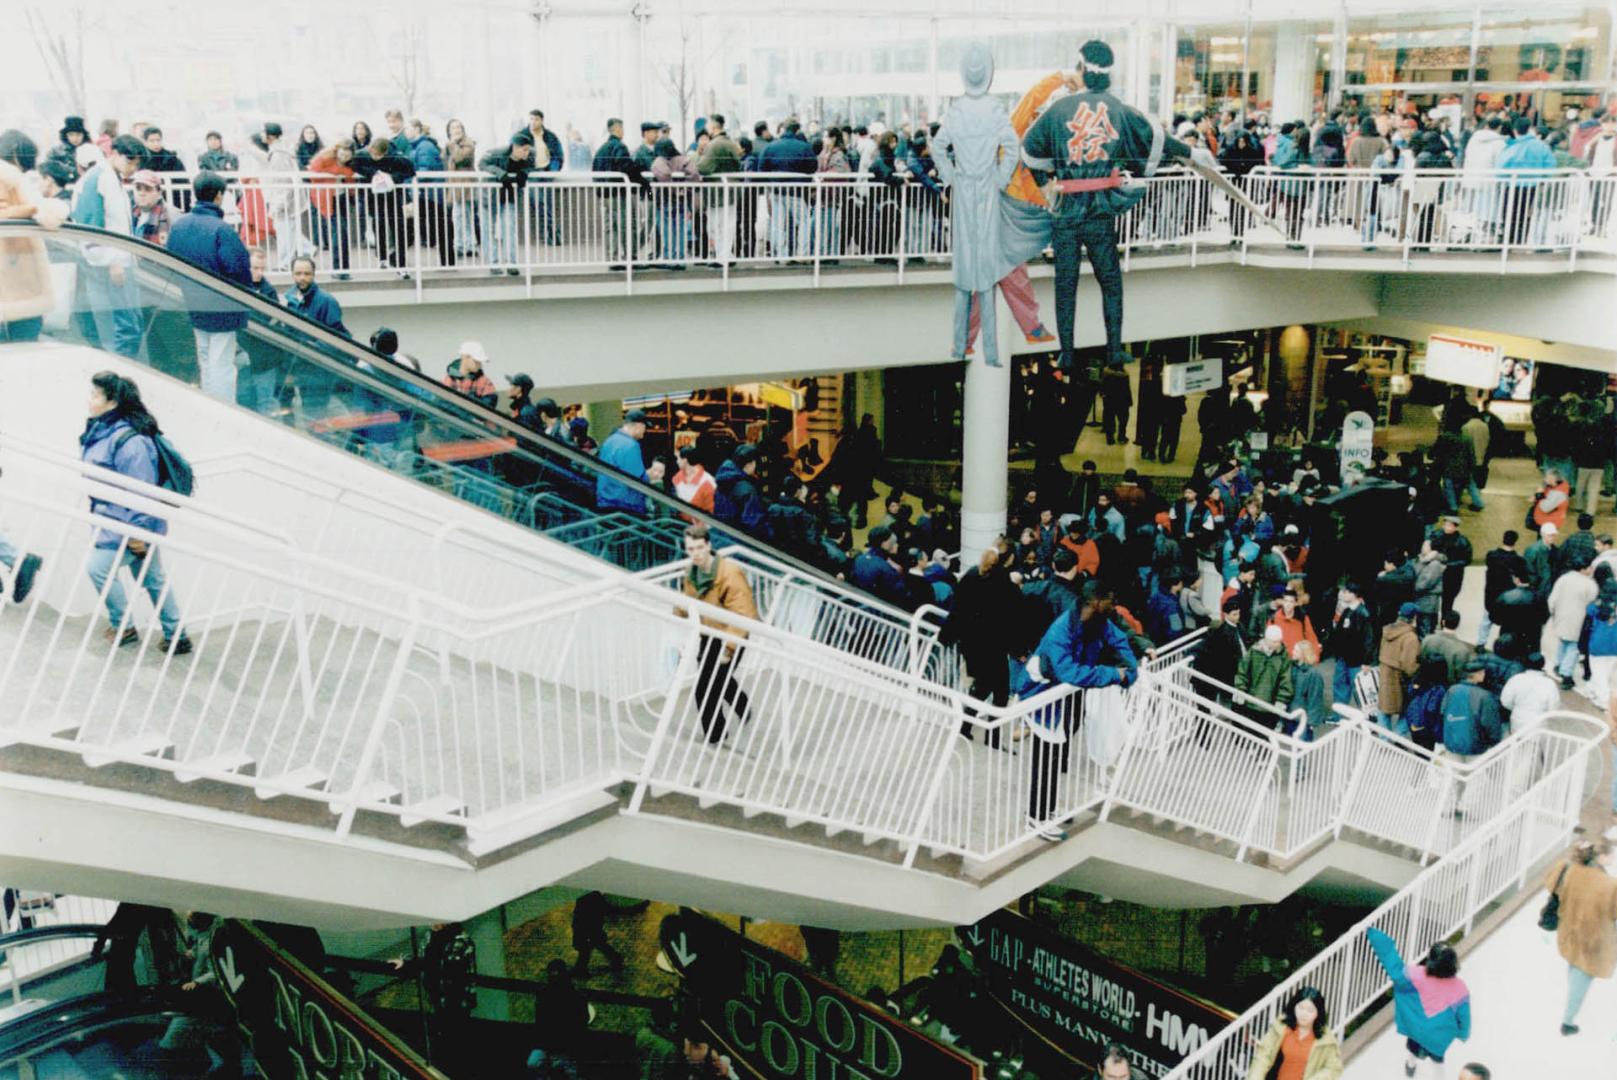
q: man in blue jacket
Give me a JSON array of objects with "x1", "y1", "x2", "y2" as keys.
[
  {"x1": 283, "y1": 256, "x2": 348, "y2": 337},
  {"x1": 1496, "y1": 116, "x2": 1558, "y2": 247},
  {"x1": 851, "y1": 525, "x2": 908, "y2": 609},
  {"x1": 596, "y1": 409, "x2": 664, "y2": 515},
  {"x1": 759, "y1": 119, "x2": 816, "y2": 260},
  {"x1": 713, "y1": 445, "x2": 768, "y2": 540},
  {"x1": 1441, "y1": 660, "x2": 1504, "y2": 811},
  {"x1": 166, "y1": 171, "x2": 253, "y2": 405},
  {"x1": 1019, "y1": 586, "x2": 1137, "y2": 839}
]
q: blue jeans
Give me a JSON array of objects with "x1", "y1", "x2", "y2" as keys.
[
  {"x1": 85, "y1": 545, "x2": 183, "y2": 640},
  {"x1": 1377, "y1": 710, "x2": 1408, "y2": 737},
  {"x1": 1566, "y1": 964, "x2": 1595, "y2": 1025},
  {"x1": 1557, "y1": 638, "x2": 1580, "y2": 681},
  {"x1": 0, "y1": 532, "x2": 17, "y2": 569},
  {"x1": 486, "y1": 201, "x2": 521, "y2": 265},
  {"x1": 1440, "y1": 476, "x2": 1486, "y2": 512},
  {"x1": 770, "y1": 193, "x2": 807, "y2": 258},
  {"x1": 1332, "y1": 662, "x2": 1360, "y2": 708}
]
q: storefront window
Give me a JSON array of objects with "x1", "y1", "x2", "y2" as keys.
[
  {"x1": 1475, "y1": 6, "x2": 1612, "y2": 84},
  {"x1": 1343, "y1": 12, "x2": 1474, "y2": 87},
  {"x1": 1175, "y1": 23, "x2": 1277, "y2": 116}
]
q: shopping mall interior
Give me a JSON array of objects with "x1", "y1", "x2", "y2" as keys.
[{"x1": 0, "y1": 1, "x2": 1615, "y2": 1078}]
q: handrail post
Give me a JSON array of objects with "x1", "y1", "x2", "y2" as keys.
[
  {"x1": 1234, "y1": 738, "x2": 1282, "y2": 863},
  {"x1": 1333, "y1": 723, "x2": 1375, "y2": 839},
  {"x1": 335, "y1": 595, "x2": 422, "y2": 838},
  {"x1": 902, "y1": 706, "x2": 962, "y2": 868},
  {"x1": 897, "y1": 182, "x2": 908, "y2": 283},
  {"x1": 626, "y1": 605, "x2": 705, "y2": 814},
  {"x1": 1417, "y1": 765, "x2": 1456, "y2": 864}
]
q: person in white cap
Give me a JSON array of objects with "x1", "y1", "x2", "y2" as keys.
[
  {"x1": 1234, "y1": 622, "x2": 1294, "y2": 729},
  {"x1": 442, "y1": 341, "x2": 497, "y2": 409}
]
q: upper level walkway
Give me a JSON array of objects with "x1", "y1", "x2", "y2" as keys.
[{"x1": 170, "y1": 168, "x2": 1617, "y2": 304}]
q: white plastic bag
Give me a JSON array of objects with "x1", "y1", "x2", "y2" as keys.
[{"x1": 1085, "y1": 684, "x2": 1129, "y2": 767}]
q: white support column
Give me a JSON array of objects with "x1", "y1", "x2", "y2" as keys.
[
  {"x1": 1161, "y1": 22, "x2": 1179, "y2": 118},
  {"x1": 465, "y1": 905, "x2": 510, "y2": 1021},
  {"x1": 928, "y1": 17, "x2": 941, "y2": 125},
  {"x1": 1270, "y1": 21, "x2": 1314, "y2": 124},
  {"x1": 959, "y1": 290, "x2": 1018, "y2": 558}
]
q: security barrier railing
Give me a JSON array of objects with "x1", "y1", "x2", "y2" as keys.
[
  {"x1": 144, "y1": 167, "x2": 1615, "y2": 293},
  {"x1": 1164, "y1": 710, "x2": 1603, "y2": 1080}
]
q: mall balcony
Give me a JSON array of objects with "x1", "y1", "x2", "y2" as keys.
[
  {"x1": 0, "y1": 220, "x2": 1607, "y2": 937},
  {"x1": 155, "y1": 168, "x2": 1616, "y2": 404}
]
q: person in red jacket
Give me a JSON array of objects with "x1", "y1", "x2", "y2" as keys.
[{"x1": 1268, "y1": 590, "x2": 1319, "y2": 654}]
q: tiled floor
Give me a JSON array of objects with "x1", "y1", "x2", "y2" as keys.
[{"x1": 1344, "y1": 896, "x2": 1617, "y2": 1079}]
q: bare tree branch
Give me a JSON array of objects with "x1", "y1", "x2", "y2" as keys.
[
  {"x1": 388, "y1": 22, "x2": 426, "y2": 120},
  {"x1": 25, "y1": 5, "x2": 88, "y2": 119},
  {"x1": 654, "y1": 20, "x2": 698, "y2": 140}
]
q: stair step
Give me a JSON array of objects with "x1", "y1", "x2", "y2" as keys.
[
  {"x1": 255, "y1": 766, "x2": 328, "y2": 800},
  {"x1": 329, "y1": 780, "x2": 401, "y2": 814},
  {"x1": 175, "y1": 751, "x2": 257, "y2": 784},
  {"x1": 400, "y1": 795, "x2": 466, "y2": 827},
  {"x1": 82, "y1": 734, "x2": 174, "y2": 769}
]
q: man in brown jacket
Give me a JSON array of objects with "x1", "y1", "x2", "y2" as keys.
[
  {"x1": 1378, "y1": 602, "x2": 1422, "y2": 734},
  {"x1": 678, "y1": 525, "x2": 758, "y2": 743},
  {"x1": 1546, "y1": 838, "x2": 1617, "y2": 1035}
]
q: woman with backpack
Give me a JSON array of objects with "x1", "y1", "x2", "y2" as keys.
[{"x1": 80, "y1": 371, "x2": 190, "y2": 655}]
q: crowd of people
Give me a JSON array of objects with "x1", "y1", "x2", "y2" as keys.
[{"x1": 10, "y1": 91, "x2": 1612, "y2": 282}]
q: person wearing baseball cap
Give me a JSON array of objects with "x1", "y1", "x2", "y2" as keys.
[
  {"x1": 130, "y1": 168, "x2": 175, "y2": 246},
  {"x1": 597, "y1": 407, "x2": 665, "y2": 515},
  {"x1": 1377, "y1": 602, "x2": 1423, "y2": 734},
  {"x1": 441, "y1": 341, "x2": 497, "y2": 409}
]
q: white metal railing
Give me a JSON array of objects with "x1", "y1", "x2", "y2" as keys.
[
  {"x1": 1242, "y1": 166, "x2": 1615, "y2": 266},
  {"x1": 142, "y1": 167, "x2": 1615, "y2": 293},
  {"x1": 0, "y1": 435, "x2": 1597, "y2": 876},
  {"x1": 1164, "y1": 709, "x2": 1604, "y2": 1080}
]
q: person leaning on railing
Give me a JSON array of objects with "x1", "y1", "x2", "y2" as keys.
[{"x1": 1244, "y1": 986, "x2": 1343, "y2": 1080}]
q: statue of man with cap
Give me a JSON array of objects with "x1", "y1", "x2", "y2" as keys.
[
  {"x1": 932, "y1": 41, "x2": 1018, "y2": 367},
  {"x1": 1020, "y1": 40, "x2": 1193, "y2": 378}
]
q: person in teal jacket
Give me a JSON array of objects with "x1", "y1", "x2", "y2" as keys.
[
  {"x1": 1496, "y1": 117, "x2": 1558, "y2": 246},
  {"x1": 1367, "y1": 928, "x2": 1471, "y2": 1078}
]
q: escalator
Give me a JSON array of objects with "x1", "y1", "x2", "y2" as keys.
[
  {"x1": 0, "y1": 219, "x2": 905, "y2": 611},
  {"x1": 0, "y1": 924, "x2": 248, "y2": 1080}
]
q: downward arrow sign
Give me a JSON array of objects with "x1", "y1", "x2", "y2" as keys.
[
  {"x1": 964, "y1": 926, "x2": 984, "y2": 947},
  {"x1": 219, "y1": 946, "x2": 246, "y2": 994},
  {"x1": 669, "y1": 932, "x2": 698, "y2": 969}
]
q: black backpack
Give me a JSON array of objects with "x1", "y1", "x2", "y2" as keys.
[{"x1": 112, "y1": 429, "x2": 195, "y2": 497}]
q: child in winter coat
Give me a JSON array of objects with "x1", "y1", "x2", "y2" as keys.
[{"x1": 1366, "y1": 929, "x2": 1470, "y2": 1079}]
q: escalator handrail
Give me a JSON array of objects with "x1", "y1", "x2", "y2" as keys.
[
  {"x1": 0, "y1": 925, "x2": 108, "y2": 950},
  {"x1": 1, "y1": 219, "x2": 920, "y2": 624},
  {"x1": 0, "y1": 989, "x2": 199, "y2": 1059}
]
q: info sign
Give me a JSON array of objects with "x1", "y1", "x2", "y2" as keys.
[
  {"x1": 211, "y1": 919, "x2": 448, "y2": 1080},
  {"x1": 958, "y1": 909, "x2": 1233, "y2": 1079},
  {"x1": 659, "y1": 909, "x2": 981, "y2": 1080},
  {"x1": 1338, "y1": 409, "x2": 1376, "y2": 483}
]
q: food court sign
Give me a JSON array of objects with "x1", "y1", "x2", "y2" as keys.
[
  {"x1": 660, "y1": 909, "x2": 980, "y2": 1080},
  {"x1": 959, "y1": 909, "x2": 1233, "y2": 1079},
  {"x1": 211, "y1": 919, "x2": 448, "y2": 1080}
]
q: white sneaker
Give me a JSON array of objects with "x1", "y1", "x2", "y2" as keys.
[
  {"x1": 1027, "y1": 816, "x2": 1067, "y2": 842},
  {"x1": 1603, "y1": 824, "x2": 1617, "y2": 843}
]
